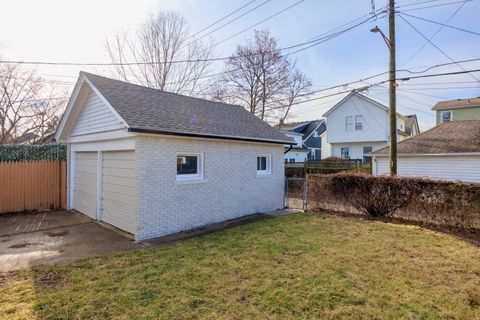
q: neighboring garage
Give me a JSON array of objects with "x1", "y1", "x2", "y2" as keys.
[
  {"x1": 55, "y1": 72, "x2": 290, "y2": 241},
  {"x1": 371, "y1": 120, "x2": 480, "y2": 183}
]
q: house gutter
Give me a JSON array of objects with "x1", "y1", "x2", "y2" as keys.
[
  {"x1": 128, "y1": 127, "x2": 293, "y2": 145},
  {"x1": 284, "y1": 145, "x2": 293, "y2": 154}
]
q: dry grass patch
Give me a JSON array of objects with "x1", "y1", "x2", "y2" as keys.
[{"x1": 0, "y1": 213, "x2": 479, "y2": 319}]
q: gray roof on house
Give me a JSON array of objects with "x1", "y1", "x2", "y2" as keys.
[
  {"x1": 83, "y1": 72, "x2": 292, "y2": 144},
  {"x1": 371, "y1": 120, "x2": 480, "y2": 155}
]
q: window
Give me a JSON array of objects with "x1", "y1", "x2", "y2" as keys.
[
  {"x1": 441, "y1": 110, "x2": 452, "y2": 123},
  {"x1": 340, "y1": 147, "x2": 350, "y2": 159},
  {"x1": 313, "y1": 131, "x2": 319, "y2": 138},
  {"x1": 176, "y1": 153, "x2": 203, "y2": 180},
  {"x1": 355, "y1": 115, "x2": 363, "y2": 130},
  {"x1": 289, "y1": 158, "x2": 295, "y2": 162},
  {"x1": 363, "y1": 146, "x2": 373, "y2": 163},
  {"x1": 345, "y1": 116, "x2": 353, "y2": 131},
  {"x1": 257, "y1": 155, "x2": 272, "y2": 175}
]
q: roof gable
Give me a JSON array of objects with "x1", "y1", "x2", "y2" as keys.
[{"x1": 323, "y1": 92, "x2": 388, "y2": 117}]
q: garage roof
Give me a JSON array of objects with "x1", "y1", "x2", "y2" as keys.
[
  {"x1": 370, "y1": 120, "x2": 480, "y2": 155},
  {"x1": 80, "y1": 72, "x2": 292, "y2": 145}
]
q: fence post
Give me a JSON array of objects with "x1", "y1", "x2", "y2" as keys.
[{"x1": 303, "y1": 176, "x2": 308, "y2": 211}]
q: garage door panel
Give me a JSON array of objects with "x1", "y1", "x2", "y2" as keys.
[
  {"x1": 102, "y1": 167, "x2": 136, "y2": 179},
  {"x1": 73, "y1": 152, "x2": 97, "y2": 219},
  {"x1": 101, "y1": 151, "x2": 137, "y2": 235}
]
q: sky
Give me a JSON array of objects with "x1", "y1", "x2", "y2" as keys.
[{"x1": 0, "y1": 0, "x2": 479, "y2": 130}]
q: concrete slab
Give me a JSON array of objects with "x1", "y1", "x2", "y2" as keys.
[{"x1": 0, "y1": 211, "x2": 143, "y2": 272}]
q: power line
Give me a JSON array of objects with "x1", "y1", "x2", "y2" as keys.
[
  {"x1": 400, "y1": 12, "x2": 480, "y2": 36},
  {"x1": 399, "y1": 1, "x2": 467, "y2": 68},
  {"x1": 397, "y1": 0, "x2": 473, "y2": 12},
  {"x1": 185, "y1": 0, "x2": 260, "y2": 40},
  {"x1": 399, "y1": 14, "x2": 480, "y2": 82},
  {"x1": 212, "y1": 0, "x2": 305, "y2": 47},
  {"x1": 181, "y1": 0, "x2": 271, "y2": 49}
]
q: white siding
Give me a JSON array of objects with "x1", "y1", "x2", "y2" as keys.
[
  {"x1": 331, "y1": 141, "x2": 387, "y2": 160},
  {"x1": 326, "y1": 94, "x2": 389, "y2": 144},
  {"x1": 101, "y1": 151, "x2": 137, "y2": 234},
  {"x1": 374, "y1": 156, "x2": 480, "y2": 183},
  {"x1": 136, "y1": 136, "x2": 285, "y2": 240},
  {"x1": 71, "y1": 90, "x2": 124, "y2": 136},
  {"x1": 72, "y1": 152, "x2": 97, "y2": 218}
]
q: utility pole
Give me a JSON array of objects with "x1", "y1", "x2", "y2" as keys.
[{"x1": 388, "y1": 0, "x2": 397, "y2": 175}]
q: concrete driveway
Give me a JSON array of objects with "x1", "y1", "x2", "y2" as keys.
[{"x1": 0, "y1": 210, "x2": 143, "y2": 272}]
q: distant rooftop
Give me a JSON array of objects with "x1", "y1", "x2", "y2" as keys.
[{"x1": 432, "y1": 97, "x2": 480, "y2": 111}]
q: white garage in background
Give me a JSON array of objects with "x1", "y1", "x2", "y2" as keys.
[
  {"x1": 371, "y1": 120, "x2": 480, "y2": 183},
  {"x1": 55, "y1": 72, "x2": 292, "y2": 241}
]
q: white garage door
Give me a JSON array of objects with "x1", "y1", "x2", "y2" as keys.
[
  {"x1": 101, "y1": 151, "x2": 137, "y2": 234},
  {"x1": 73, "y1": 152, "x2": 97, "y2": 219}
]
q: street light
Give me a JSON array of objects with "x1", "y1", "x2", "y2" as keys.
[{"x1": 370, "y1": 26, "x2": 390, "y2": 49}]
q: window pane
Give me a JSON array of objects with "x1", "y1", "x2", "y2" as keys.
[
  {"x1": 345, "y1": 116, "x2": 353, "y2": 131},
  {"x1": 341, "y1": 148, "x2": 349, "y2": 159},
  {"x1": 355, "y1": 115, "x2": 363, "y2": 130},
  {"x1": 442, "y1": 111, "x2": 451, "y2": 122},
  {"x1": 177, "y1": 155, "x2": 198, "y2": 175},
  {"x1": 261, "y1": 157, "x2": 267, "y2": 170}
]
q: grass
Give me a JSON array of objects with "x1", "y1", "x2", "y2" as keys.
[{"x1": 1, "y1": 212, "x2": 479, "y2": 319}]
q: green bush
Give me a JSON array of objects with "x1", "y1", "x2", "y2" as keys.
[{"x1": 0, "y1": 144, "x2": 66, "y2": 161}]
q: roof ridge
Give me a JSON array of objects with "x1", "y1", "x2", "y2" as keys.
[{"x1": 81, "y1": 71, "x2": 243, "y2": 110}]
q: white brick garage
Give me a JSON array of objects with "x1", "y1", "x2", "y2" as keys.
[
  {"x1": 56, "y1": 72, "x2": 292, "y2": 241},
  {"x1": 135, "y1": 136, "x2": 285, "y2": 240}
]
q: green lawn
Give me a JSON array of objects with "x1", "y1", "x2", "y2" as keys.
[{"x1": 1, "y1": 213, "x2": 479, "y2": 319}]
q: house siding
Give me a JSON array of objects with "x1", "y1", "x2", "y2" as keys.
[
  {"x1": 331, "y1": 141, "x2": 387, "y2": 160},
  {"x1": 436, "y1": 107, "x2": 480, "y2": 125},
  {"x1": 135, "y1": 135, "x2": 285, "y2": 240},
  {"x1": 374, "y1": 155, "x2": 480, "y2": 183},
  {"x1": 70, "y1": 90, "x2": 124, "y2": 136}
]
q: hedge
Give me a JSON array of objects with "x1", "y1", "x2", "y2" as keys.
[
  {"x1": 0, "y1": 144, "x2": 67, "y2": 161},
  {"x1": 308, "y1": 173, "x2": 480, "y2": 230}
]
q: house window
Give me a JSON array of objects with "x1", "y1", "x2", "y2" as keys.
[
  {"x1": 345, "y1": 116, "x2": 353, "y2": 131},
  {"x1": 340, "y1": 147, "x2": 350, "y2": 159},
  {"x1": 289, "y1": 158, "x2": 295, "y2": 162},
  {"x1": 363, "y1": 146, "x2": 373, "y2": 163},
  {"x1": 355, "y1": 115, "x2": 363, "y2": 130},
  {"x1": 313, "y1": 131, "x2": 319, "y2": 138},
  {"x1": 441, "y1": 110, "x2": 452, "y2": 123},
  {"x1": 257, "y1": 155, "x2": 272, "y2": 175},
  {"x1": 176, "y1": 153, "x2": 203, "y2": 180}
]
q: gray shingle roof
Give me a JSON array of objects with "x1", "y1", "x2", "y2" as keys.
[
  {"x1": 371, "y1": 120, "x2": 480, "y2": 155},
  {"x1": 83, "y1": 72, "x2": 292, "y2": 144}
]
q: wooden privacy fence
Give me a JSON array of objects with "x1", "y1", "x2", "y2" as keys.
[{"x1": 0, "y1": 161, "x2": 67, "y2": 214}]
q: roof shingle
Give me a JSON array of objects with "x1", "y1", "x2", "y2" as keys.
[
  {"x1": 371, "y1": 120, "x2": 480, "y2": 155},
  {"x1": 83, "y1": 72, "x2": 292, "y2": 144}
]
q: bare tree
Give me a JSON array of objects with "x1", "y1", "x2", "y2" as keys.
[
  {"x1": 106, "y1": 11, "x2": 214, "y2": 95},
  {"x1": 0, "y1": 63, "x2": 65, "y2": 144},
  {"x1": 211, "y1": 30, "x2": 311, "y2": 123}
]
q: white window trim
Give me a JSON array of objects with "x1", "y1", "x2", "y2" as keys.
[
  {"x1": 355, "y1": 114, "x2": 363, "y2": 131},
  {"x1": 340, "y1": 147, "x2": 350, "y2": 159},
  {"x1": 257, "y1": 154, "x2": 272, "y2": 176},
  {"x1": 345, "y1": 116, "x2": 353, "y2": 131},
  {"x1": 440, "y1": 110, "x2": 452, "y2": 123},
  {"x1": 176, "y1": 152, "x2": 204, "y2": 181}
]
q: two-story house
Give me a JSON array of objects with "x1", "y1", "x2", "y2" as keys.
[
  {"x1": 432, "y1": 97, "x2": 480, "y2": 125},
  {"x1": 278, "y1": 120, "x2": 326, "y2": 162},
  {"x1": 322, "y1": 92, "x2": 419, "y2": 162}
]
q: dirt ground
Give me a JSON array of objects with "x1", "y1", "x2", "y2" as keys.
[{"x1": 0, "y1": 210, "x2": 143, "y2": 272}]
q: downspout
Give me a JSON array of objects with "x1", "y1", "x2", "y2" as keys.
[{"x1": 284, "y1": 144, "x2": 293, "y2": 154}]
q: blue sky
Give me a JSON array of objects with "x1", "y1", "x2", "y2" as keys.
[{"x1": 0, "y1": 0, "x2": 479, "y2": 130}]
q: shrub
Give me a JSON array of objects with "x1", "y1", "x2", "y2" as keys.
[{"x1": 308, "y1": 173, "x2": 480, "y2": 230}]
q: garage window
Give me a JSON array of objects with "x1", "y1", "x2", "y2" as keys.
[
  {"x1": 176, "y1": 153, "x2": 203, "y2": 180},
  {"x1": 257, "y1": 154, "x2": 272, "y2": 175}
]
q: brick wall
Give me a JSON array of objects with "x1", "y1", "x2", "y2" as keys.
[{"x1": 135, "y1": 135, "x2": 285, "y2": 240}]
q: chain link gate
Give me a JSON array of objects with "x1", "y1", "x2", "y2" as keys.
[{"x1": 284, "y1": 177, "x2": 307, "y2": 210}]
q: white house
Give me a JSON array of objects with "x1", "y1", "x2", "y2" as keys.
[
  {"x1": 322, "y1": 92, "x2": 419, "y2": 161},
  {"x1": 371, "y1": 120, "x2": 480, "y2": 183},
  {"x1": 55, "y1": 72, "x2": 292, "y2": 241},
  {"x1": 280, "y1": 131, "x2": 309, "y2": 162}
]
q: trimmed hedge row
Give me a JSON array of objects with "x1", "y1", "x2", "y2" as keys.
[
  {"x1": 308, "y1": 173, "x2": 480, "y2": 230},
  {"x1": 0, "y1": 144, "x2": 67, "y2": 161}
]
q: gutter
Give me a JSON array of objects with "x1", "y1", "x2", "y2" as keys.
[
  {"x1": 128, "y1": 127, "x2": 293, "y2": 145},
  {"x1": 284, "y1": 145, "x2": 293, "y2": 154}
]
